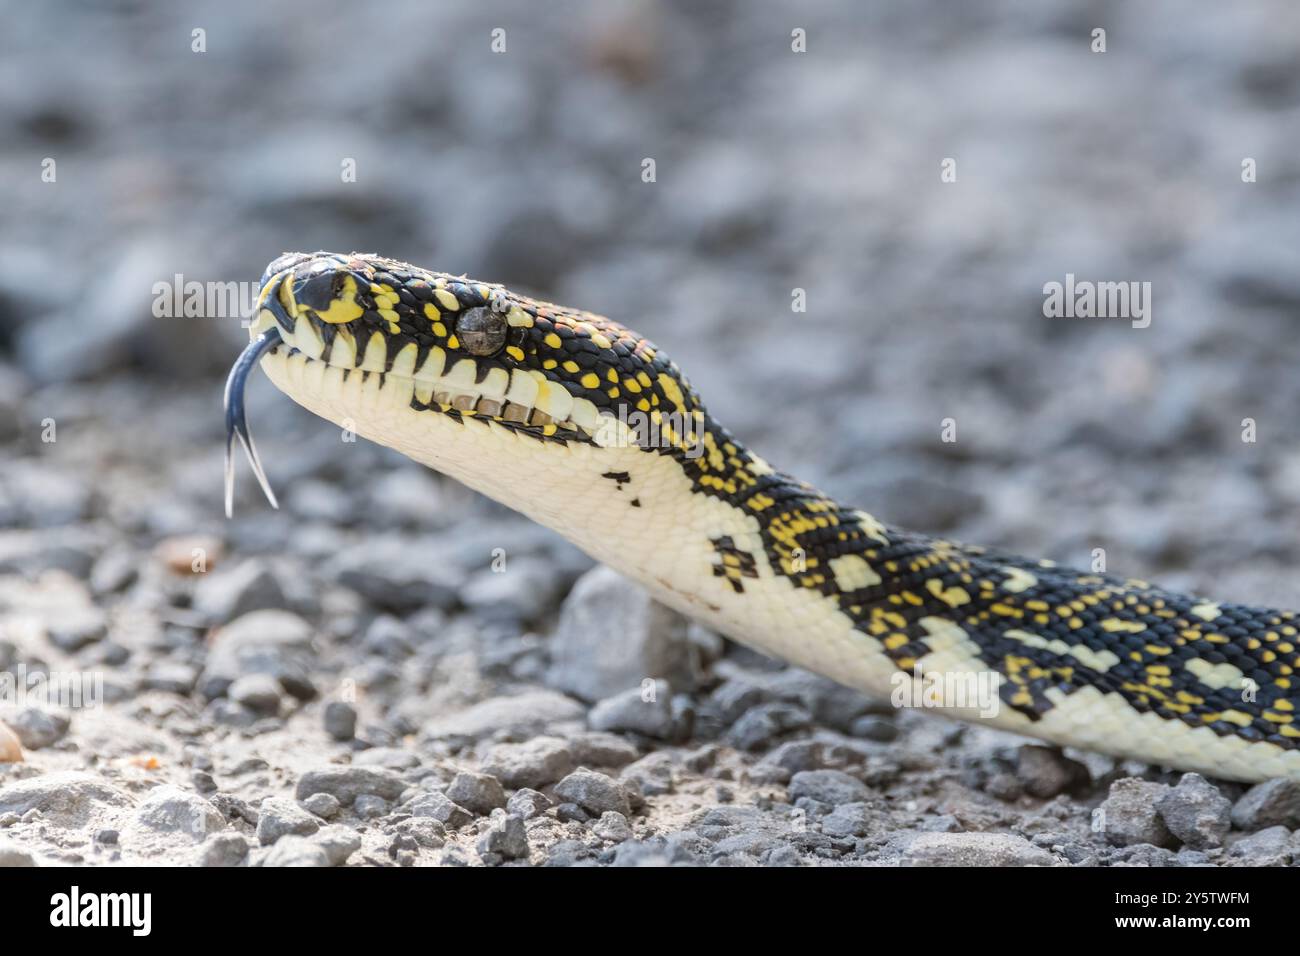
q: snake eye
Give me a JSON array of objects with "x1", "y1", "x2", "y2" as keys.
[
  {"x1": 294, "y1": 272, "x2": 344, "y2": 312},
  {"x1": 456, "y1": 306, "x2": 507, "y2": 356}
]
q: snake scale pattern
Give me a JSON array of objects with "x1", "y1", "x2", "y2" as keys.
[{"x1": 227, "y1": 251, "x2": 1300, "y2": 783}]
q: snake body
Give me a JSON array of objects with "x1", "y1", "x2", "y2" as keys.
[{"x1": 232, "y1": 251, "x2": 1300, "y2": 782}]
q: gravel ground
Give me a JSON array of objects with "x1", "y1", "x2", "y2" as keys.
[{"x1": 3, "y1": 1, "x2": 1300, "y2": 866}]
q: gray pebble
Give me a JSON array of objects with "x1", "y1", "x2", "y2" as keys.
[
  {"x1": 567, "y1": 731, "x2": 640, "y2": 768},
  {"x1": 592, "y1": 810, "x2": 633, "y2": 842},
  {"x1": 406, "y1": 791, "x2": 474, "y2": 829},
  {"x1": 506, "y1": 789, "x2": 552, "y2": 820},
  {"x1": 134, "y1": 785, "x2": 225, "y2": 841},
  {"x1": 1155, "y1": 773, "x2": 1231, "y2": 849},
  {"x1": 555, "y1": 803, "x2": 589, "y2": 823},
  {"x1": 588, "y1": 682, "x2": 689, "y2": 741},
  {"x1": 726, "y1": 702, "x2": 811, "y2": 751},
  {"x1": 295, "y1": 766, "x2": 405, "y2": 806},
  {"x1": 263, "y1": 835, "x2": 331, "y2": 867},
  {"x1": 787, "y1": 770, "x2": 871, "y2": 807},
  {"x1": 193, "y1": 558, "x2": 288, "y2": 623},
  {"x1": 0, "y1": 839, "x2": 37, "y2": 866},
  {"x1": 902, "y1": 832, "x2": 1057, "y2": 867},
  {"x1": 0, "y1": 707, "x2": 70, "y2": 750},
  {"x1": 354, "y1": 794, "x2": 389, "y2": 819},
  {"x1": 481, "y1": 736, "x2": 575, "y2": 789},
  {"x1": 314, "y1": 825, "x2": 362, "y2": 866},
  {"x1": 476, "y1": 812, "x2": 530, "y2": 863},
  {"x1": 199, "y1": 833, "x2": 249, "y2": 867},
  {"x1": 620, "y1": 752, "x2": 675, "y2": 796},
  {"x1": 228, "y1": 674, "x2": 283, "y2": 715},
  {"x1": 849, "y1": 715, "x2": 899, "y2": 742},
  {"x1": 302, "y1": 793, "x2": 341, "y2": 820},
  {"x1": 257, "y1": 797, "x2": 320, "y2": 845},
  {"x1": 143, "y1": 661, "x2": 199, "y2": 695},
  {"x1": 554, "y1": 768, "x2": 632, "y2": 817},
  {"x1": 1227, "y1": 825, "x2": 1293, "y2": 865},
  {"x1": 323, "y1": 701, "x2": 357, "y2": 741},
  {"x1": 1097, "y1": 778, "x2": 1176, "y2": 848},
  {"x1": 446, "y1": 770, "x2": 507, "y2": 815},
  {"x1": 1229, "y1": 777, "x2": 1300, "y2": 832},
  {"x1": 820, "y1": 802, "x2": 878, "y2": 838},
  {"x1": 1016, "y1": 745, "x2": 1090, "y2": 799}
]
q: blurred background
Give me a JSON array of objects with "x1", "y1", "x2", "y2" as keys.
[{"x1": 3, "y1": 0, "x2": 1300, "y2": 605}]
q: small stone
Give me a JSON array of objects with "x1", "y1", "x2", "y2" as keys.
[
  {"x1": 553, "y1": 768, "x2": 632, "y2": 817},
  {"x1": 555, "y1": 803, "x2": 589, "y2": 823},
  {"x1": 406, "y1": 791, "x2": 474, "y2": 829},
  {"x1": 1016, "y1": 745, "x2": 1090, "y2": 799},
  {"x1": 1097, "y1": 778, "x2": 1176, "y2": 848},
  {"x1": 0, "y1": 707, "x2": 69, "y2": 750},
  {"x1": 143, "y1": 661, "x2": 199, "y2": 695},
  {"x1": 323, "y1": 701, "x2": 357, "y2": 741},
  {"x1": 263, "y1": 835, "x2": 330, "y2": 867},
  {"x1": 193, "y1": 558, "x2": 287, "y2": 623},
  {"x1": 506, "y1": 789, "x2": 552, "y2": 820},
  {"x1": 156, "y1": 535, "x2": 225, "y2": 576},
  {"x1": 588, "y1": 682, "x2": 688, "y2": 741},
  {"x1": 849, "y1": 715, "x2": 898, "y2": 742},
  {"x1": 94, "y1": 829, "x2": 119, "y2": 845},
  {"x1": 421, "y1": 690, "x2": 584, "y2": 742},
  {"x1": 902, "y1": 832, "x2": 1056, "y2": 867},
  {"x1": 567, "y1": 732, "x2": 640, "y2": 768},
  {"x1": 89, "y1": 550, "x2": 140, "y2": 595},
  {"x1": 1227, "y1": 825, "x2": 1293, "y2": 865},
  {"x1": 134, "y1": 785, "x2": 225, "y2": 841},
  {"x1": 620, "y1": 752, "x2": 675, "y2": 796},
  {"x1": 314, "y1": 825, "x2": 362, "y2": 866},
  {"x1": 1155, "y1": 773, "x2": 1232, "y2": 849},
  {"x1": 788, "y1": 770, "x2": 871, "y2": 807},
  {"x1": 191, "y1": 771, "x2": 218, "y2": 795},
  {"x1": 1230, "y1": 778, "x2": 1300, "y2": 832},
  {"x1": 726, "y1": 702, "x2": 811, "y2": 751},
  {"x1": 228, "y1": 674, "x2": 283, "y2": 715},
  {"x1": 354, "y1": 794, "x2": 389, "y2": 819},
  {"x1": 476, "y1": 812, "x2": 530, "y2": 863},
  {"x1": 592, "y1": 810, "x2": 633, "y2": 842},
  {"x1": 295, "y1": 766, "x2": 405, "y2": 806},
  {"x1": 481, "y1": 736, "x2": 575, "y2": 789},
  {"x1": 302, "y1": 793, "x2": 340, "y2": 820},
  {"x1": 46, "y1": 612, "x2": 108, "y2": 652},
  {"x1": 0, "y1": 839, "x2": 38, "y2": 866},
  {"x1": 257, "y1": 797, "x2": 320, "y2": 845},
  {"x1": 821, "y1": 802, "x2": 878, "y2": 838},
  {"x1": 546, "y1": 565, "x2": 699, "y2": 702},
  {"x1": 199, "y1": 833, "x2": 249, "y2": 867},
  {"x1": 446, "y1": 770, "x2": 507, "y2": 815}
]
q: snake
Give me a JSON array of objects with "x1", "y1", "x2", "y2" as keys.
[{"x1": 225, "y1": 251, "x2": 1300, "y2": 783}]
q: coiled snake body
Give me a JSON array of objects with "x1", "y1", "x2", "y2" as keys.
[{"x1": 227, "y1": 252, "x2": 1300, "y2": 782}]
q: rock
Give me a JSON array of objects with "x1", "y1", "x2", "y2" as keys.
[
  {"x1": 849, "y1": 715, "x2": 898, "y2": 742},
  {"x1": 263, "y1": 835, "x2": 331, "y2": 867},
  {"x1": 142, "y1": 661, "x2": 198, "y2": 695},
  {"x1": 476, "y1": 812, "x2": 530, "y2": 863},
  {"x1": 588, "y1": 682, "x2": 691, "y2": 741},
  {"x1": 314, "y1": 825, "x2": 362, "y2": 866},
  {"x1": 155, "y1": 535, "x2": 225, "y2": 576},
  {"x1": 89, "y1": 550, "x2": 139, "y2": 595},
  {"x1": 201, "y1": 609, "x2": 315, "y2": 701},
  {"x1": 821, "y1": 802, "x2": 878, "y2": 838},
  {"x1": 1, "y1": 706, "x2": 69, "y2": 750},
  {"x1": 0, "y1": 839, "x2": 38, "y2": 866},
  {"x1": 353, "y1": 794, "x2": 389, "y2": 819},
  {"x1": 46, "y1": 612, "x2": 108, "y2": 652},
  {"x1": 352, "y1": 747, "x2": 420, "y2": 770},
  {"x1": 256, "y1": 797, "x2": 321, "y2": 845},
  {"x1": 422, "y1": 690, "x2": 584, "y2": 742},
  {"x1": 1097, "y1": 778, "x2": 1176, "y2": 848},
  {"x1": 228, "y1": 674, "x2": 283, "y2": 716},
  {"x1": 726, "y1": 702, "x2": 811, "y2": 751},
  {"x1": 198, "y1": 833, "x2": 249, "y2": 867},
  {"x1": 902, "y1": 832, "x2": 1057, "y2": 866},
  {"x1": 1016, "y1": 745, "x2": 1089, "y2": 799},
  {"x1": 321, "y1": 539, "x2": 461, "y2": 613},
  {"x1": 301, "y1": 793, "x2": 340, "y2": 820},
  {"x1": 0, "y1": 771, "x2": 132, "y2": 827},
  {"x1": 323, "y1": 701, "x2": 357, "y2": 741},
  {"x1": 506, "y1": 789, "x2": 552, "y2": 820},
  {"x1": 294, "y1": 766, "x2": 405, "y2": 806},
  {"x1": 481, "y1": 736, "x2": 575, "y2": 789},
  {"x1": 554, "y1": 768, "x2": 632, "y2": 817},
  {"x1": 1230, "y1": 778, "x2": 1300, "y2": 832},
  {"x1": 406, "y1": 791, "x2": 474, "y2": 830},
  {"x1": 1155, "y1": 773, "x2": 1232, "y2": 849},
  {"x1": 592, "y1": 810, "x2": 633, "y2": 842},
  {"x1": 788, "y1": 770, "x2": 871, "y2": 807},
  {"x1": 567, "y1": 732, "x2": 639, "y2": 768},
  {"x1": 0, "y1": 722, "x2": 21, "y2": 763},
  {"x1": 1227, "y1": 825, "x2": 1293, "y2": 865},
  {"x1": 461, "y1": 557, "x2": 566, "y2": 624},
  {"x1": 446, "y1": 770, "x2": 507, "y2": 815},
  {"x1": 134, "y1": 785, "x2": 225, "y2": 841},
  {"x1": 546, "y1": 565, "x2": 700, "y2": 702},
  {"x1": 192, "y1": 558, "x2": 288, "y2": 623},
  {"x1": 620, "y1": 752, "x2": 675, "y2": 796}
]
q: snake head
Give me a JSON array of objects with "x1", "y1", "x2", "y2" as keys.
[{"x1": 242, "y1": 252, "x2": 709, "y2": 457}]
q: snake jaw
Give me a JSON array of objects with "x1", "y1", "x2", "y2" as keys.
[{"x1": 224, "y1": 326, "x2": 284, "y2": 518}]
